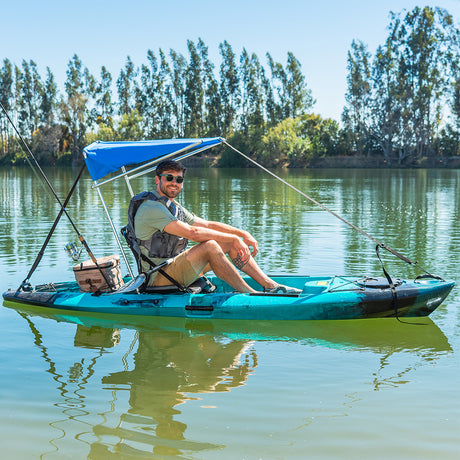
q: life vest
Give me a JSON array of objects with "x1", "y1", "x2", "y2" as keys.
[{"x1": 121, "y1": 191, "x2": 189, "y2": 272}]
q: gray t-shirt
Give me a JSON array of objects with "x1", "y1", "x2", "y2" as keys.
[{"x1": 134, "y1": 195, "x2": 196, "y2": 271}]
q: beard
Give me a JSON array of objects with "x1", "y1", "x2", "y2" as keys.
[{"x1": 159, "y1": 181, "x2": 181, "y2": 199}]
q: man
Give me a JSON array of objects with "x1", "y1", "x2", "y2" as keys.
[{"x1": 132, "y1": 159, "x2": 301, "y2": 294}]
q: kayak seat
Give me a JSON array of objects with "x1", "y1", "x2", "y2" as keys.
[{"x1": 120, "y1": 226, "x2": 216, "y2": 294}]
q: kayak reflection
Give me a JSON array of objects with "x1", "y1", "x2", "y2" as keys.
[{"x1": 5, "y1": 303, "x2": 453, "y2": 458}]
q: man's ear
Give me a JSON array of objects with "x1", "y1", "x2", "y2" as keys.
[{"x1": 155, "y1": 175, "x2": 160, "y2": 186}]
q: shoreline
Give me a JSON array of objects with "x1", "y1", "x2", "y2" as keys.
[
  {"x1": 182, "y1": 154, "x2": 460, "y2": 169},
  {"x1": 3, "y1": 154, "x2": 460, "y2": 169}
]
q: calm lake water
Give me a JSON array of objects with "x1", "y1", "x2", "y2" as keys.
[{"x1": 1, "y1": 166, "x2": 459, "y2": 459}]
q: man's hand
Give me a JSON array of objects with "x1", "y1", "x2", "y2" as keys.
[
  {"x1": 231, "y1": 237, "x2": 252, "y2": 269},
  {"x1": 242, "y1": 231, "x2": 259, "y2": 257},
  {"x1": 232, "y1": 236, "x2": 252, "y2": 262}
]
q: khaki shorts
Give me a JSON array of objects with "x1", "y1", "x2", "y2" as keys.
[{"x1": 150, "y1": 249, "x2": 201, "y2": 287}]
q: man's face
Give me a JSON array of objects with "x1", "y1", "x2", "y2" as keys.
[{"x1": 155, "y1": 169, "x2": 184, "y2": 199}]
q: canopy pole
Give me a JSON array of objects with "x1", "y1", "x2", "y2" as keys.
[
  {"x1": 122, "y1": 166, "x2": 135, "y2": 197},
  {"x1": 95, "y1": 184, "x2": 135, "y2": 279}
]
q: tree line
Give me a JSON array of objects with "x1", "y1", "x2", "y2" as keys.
[
  {"x1": 1, "y1": 6, "x2": 460, "y2": 168},
  {"x1": 0, "y1": 39, "x2": 318, "y2": 167},
  {"x1": 343, "y1": 6, "x2": 460, "y2": 164}
]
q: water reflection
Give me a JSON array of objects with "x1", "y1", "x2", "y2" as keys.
[
  {"x1": 6, "y1": 303, "x2": 453, "y2": 458},
  {"x1": 13, "y1": 307, "x2": 257, "y2": 457},
  {"x1": 96, "y1": 331, "x2": 254, "y2": 457}
]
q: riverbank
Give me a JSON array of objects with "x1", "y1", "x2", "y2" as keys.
[
  {"x1": 307, "y1": 155, "x2": 460, "y2": 169},
  {"x1": 3, "y1": 153, "x2": 460, "y2": 169},
  {"x1": 181, "y1": 153, "x2": 460, "y2": 169}
]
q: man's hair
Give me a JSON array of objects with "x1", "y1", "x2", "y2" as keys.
[{"x1": 155, "y1": 160, "x2": 186, "y2": 176}]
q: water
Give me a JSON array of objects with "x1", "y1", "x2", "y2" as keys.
[{"x1": 1, "y1": 166, "x2": 459, "y2": 459}]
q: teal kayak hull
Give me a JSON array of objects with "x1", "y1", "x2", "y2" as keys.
[{"x1": 3, "y1": 275, "x2": 455, "y2": 321}]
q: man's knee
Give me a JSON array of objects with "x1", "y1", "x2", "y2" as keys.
[
  {"x1": 201, "y1": 240, "x2": 225, "y2": 257},
  {"x1": 188, "y1": 240, "x2": 224, "y2": 261}
]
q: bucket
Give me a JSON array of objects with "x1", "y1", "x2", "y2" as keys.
[{"x1": 73, "y1": 255, "x2": 124, "y2": 293}]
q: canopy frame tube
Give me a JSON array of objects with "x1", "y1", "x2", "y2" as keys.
[
  {"x1": 127, "y1": 144, "x2": 221, "y2": 181},
  {"x1": 95, "y1": 185, "x2": 135, "y2": 279}
]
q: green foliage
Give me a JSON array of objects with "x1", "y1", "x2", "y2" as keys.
[
  {"x1": 259, "y1": 114, "x2": 340, "y2": 166},
  {"x1": 117, "y1": 109, "x2": 144, "y2": 141},
  {"x1": 261, "y1": 118, "x2": 309, "y2": 165},
  {"x1": 217, "y1": 131, "x2": 253, "y2": 167},
  {"x1": 1, "y1": 38, "x2": 319, "y2": 166},
  {"x1": 117, "y1": 56, "x2": 137, "y2": 117}
]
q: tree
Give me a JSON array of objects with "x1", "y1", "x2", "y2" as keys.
[
  {"x1": 16, "y1": 60, "x2": 43, "y2": 138},
  {"x1": 239, "y1": 49, "x2": 265, "y2": 138},
  {"x1": 261, "y1": 117, "x2": 310, "y2": 165},
  {"x1": 0, "y1": 59, "x2": 13, "y2": 156},
  {"x1": 370, "y1": 43, "x2": 400, "y2": 160},
  {"x1": 40, "y1": 67, "x2": 58, "y2": 126},
  {"x1": 117, "y1": 56, "x2": 137, "y2": 116},
  {"x1": 0, "y1": 38, "x2": 324, "y2": 165},
  {"x1": 299, "y1": 113, "x2": 341, "y2": 157},
  {"x1": 266, "y1": 53, "x2": 286, "y2": 123},
  {"x1": 342, "y1": 40, "x2": 372, "y2": 156},
  {"x1": 262, "y1": 54, "x2": 278, "y2": 129},
  {"x1": 94, "y1": 66, "x2": 114, "y2": 126},
  {"x1": 137, "y1": 50, "x2": 160, "y2": 137},
  {"x1": 400, "y1": 7, "x2": 459, "y2": 159},
  {"x1": 118, "y1": 109, "x2": 143, "y2": 140},
  {"x1": 136, "y1": 49, "x2": 173, "y2": 138},
  {"x1": 198, "y1": 39, "x2": 221, "y2": 136},
  {"x1": 158, "y1": 49, "x2": 174, "y2": 137},
  {"x1": 30, "y1": 66, "x2": 61, "y2": 163},
  {"x1": 184, "y1": 40, "x2": 204, "y2": 137},
  {"x1": 219, "y1": 41, "x2": 240, "y2": 135},
  {"x1": 61, "y1": 54, "x2": 95, "y2": 161},
  {"x1": 285, "y1": 52, "x2": 314, "y2": 118},
  {"x1": 261, "y1": 114, "x2": 340, "y2": 166},
  {"x1": 169, "y1": 49, "x2": 187, "y2": 137}
]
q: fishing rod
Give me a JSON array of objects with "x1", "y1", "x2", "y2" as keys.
[
  {"x1": 223, "y1": 140, "x2": 437, "y2": 277},
  {"x1": 0, "y1": 102, "x2": 115, "y2": 292},
  {"x1": 19, "y1": 164, "x2": 85, "y2": 291}
]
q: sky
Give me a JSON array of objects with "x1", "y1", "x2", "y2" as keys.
[{"x1": 2, "y1": 0, "x2": 460, "y2": 122}]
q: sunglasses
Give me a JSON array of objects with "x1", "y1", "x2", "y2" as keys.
[{"x1": 158, "y1": 173, "x2": 184, "y2": 184}]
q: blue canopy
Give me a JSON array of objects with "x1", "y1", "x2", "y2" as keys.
[{"x1": 83, "y1": 138, "x2": 224, "y2": 181}]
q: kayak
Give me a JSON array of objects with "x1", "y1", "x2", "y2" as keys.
[
  {"x1": 3, "y1": 274, "x2": 454, "y2": 321},
  {"x1": 1, "y1": 137, "x2": 455, "y2": 321}
]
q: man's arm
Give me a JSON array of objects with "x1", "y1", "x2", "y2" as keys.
[
  {"x1": 163, "y1": 219, "x2": 254, "y2": 262},
  {"x1": 192, "y1": 217, "x2": 259, "y2": 257}
]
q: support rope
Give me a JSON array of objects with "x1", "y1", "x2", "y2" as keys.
[{"x1": 224, "y1": 140, "x2": 436, "y2": 277}]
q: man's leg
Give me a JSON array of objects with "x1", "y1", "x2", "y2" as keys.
[
  {"x1": 185, "y1": 240, "x2": 255, "y2": 293},
  {"x1": 217, "y1": 242, "x2": 278, "y2": 290}
]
